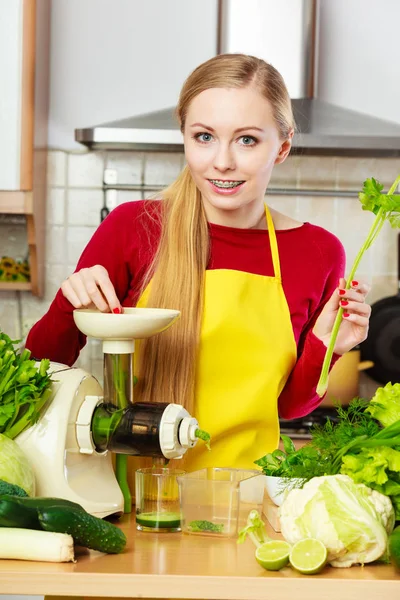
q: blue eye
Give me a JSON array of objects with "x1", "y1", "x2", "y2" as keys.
[
  {"x1": 195, "y1": 133, "x2": 213, "y2": 143},
  {"x1": 239, "y1": 136, "x2": 256, "y2": 146}
]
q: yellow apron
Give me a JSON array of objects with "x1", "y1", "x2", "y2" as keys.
[{"x1": 137, "y1": 205, "x2": 297, "y2": 471}]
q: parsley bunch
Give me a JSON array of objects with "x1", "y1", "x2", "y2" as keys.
[
  {"x1": 317, "y1": 174, "x2": 400, "y2": 397},
  {"x1": 0, "y1": 331, "x2": 52, "y2": 439}
]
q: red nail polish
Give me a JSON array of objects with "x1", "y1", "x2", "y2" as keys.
[
  {"x1": 351, "y1": 280, "x2": 359, "y2": 287},
  {"x1": 112, "y1": 307, "x2": 121, "y2": 314},
  {"x1": 340, "y1": 300, "x2": 349, "y2": 306},
  {"x1": 343, "y1": 313, "x2": 350, "y2": 317},
  {"x1": 338, "y1": 289, "x2": 346, "y2": 296}
]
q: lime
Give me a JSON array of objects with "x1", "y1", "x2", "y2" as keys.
[
  {"x1": 255, "y1": 540, "x2": 291, "y2": 571},
  {"x1": 289, "y1": 538, "x2": 327, "y2": 575},
  {"x1": 389, "y1": 526, "x2": 400, "y2": 569}
]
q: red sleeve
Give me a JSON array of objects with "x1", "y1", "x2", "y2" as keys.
[
  {"x1": 278, "y1": 234, "x2": 346, "y2": 420},
  {"x1": 25, "y1": 203, "x2": 135, "y2": 365}
]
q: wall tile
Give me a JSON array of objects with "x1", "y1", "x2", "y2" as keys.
[
  {"x1": 336, "y1": 196, "x2": 375, "y2": 236},
  {"x1": 66, "y1": 226, "x2": 97, "y2": 265},
  {"x1": 68, "y1": 189, "x2": 103, "y2": 226},
  {"x1": 297, "y1": 156, "x2": 337, "y2": 190},
  {"x1": 371, "y1": 223, "x2": 398, "y2": 276},
  {"x1": 46, "y1": 226, "x2": 67, "y2": 265},
  {"x1": 296, "y1": 196, "x2": 337, "y2": 234},
  {"x1": 43, "y1": 263, "x2": 71, "y2": 302},
  {"x1": 46, "y1": 188, "x2": 65, "y2": 226},
  {"x1": 341, "y1": 231, "x2": 372, "y2": 280},
  {"x1": 369, "y1": 274, "x2": 398, "y2": 305},
  {"x1": 20, "y1": 295, "x2": 51, "y2": 338},
  {"x1": 0, "y1": 292, "x2": 20, "y2": 339},
  {"x1": 68, "y1": 152, "x2": 104, "y2": 188},
  {"x1": 105, "y1": 151, "x2": 144, "y2": 185},
  {"x1": 373, "y1": 158, "x2": 400, "y2": 189},
  {"x1": 266, "y1": 194, "x2": 298, "y2": 221},
  {"x1": 144, "y1": 153, "x2": 182, "y2": 185},
  {"x1": 336, "y1": 158, "x2": 376, "y2": 191},
  {"x1": 116, "y1": 190, "x2": 143, "y2": 205},
  {"x1": 47, "y1": 150, "x2": 67, "y2": 187},
  {"x1": 269, "y1": 156, "x2": 299, "y2": 189},
  {"x1": 73, "y1": 342, "x2": 92, "y2": 372}
]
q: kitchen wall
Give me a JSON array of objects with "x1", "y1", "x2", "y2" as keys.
[{"x1": 0, "y1": 150, "x2": 399, "y2": 397}]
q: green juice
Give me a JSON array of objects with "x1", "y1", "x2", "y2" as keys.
[{"x1": 136, "y1": 511, "x2": 181, "y2": 530}]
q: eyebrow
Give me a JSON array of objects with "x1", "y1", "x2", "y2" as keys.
[{"x1": 190, "y1": 122, "x2": 264, "y2": 133}]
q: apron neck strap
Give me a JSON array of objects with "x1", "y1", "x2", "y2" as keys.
[{"x1": 264, "y1": 204, "x2": 281, "y2": 280}]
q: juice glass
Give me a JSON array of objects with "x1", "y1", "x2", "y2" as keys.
[{"x1": 135, "y1": 467, "x2": 185, "y2": 532}]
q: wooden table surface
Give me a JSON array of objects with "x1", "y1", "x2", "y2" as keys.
[{"x1": 0, "y1": 513, "x2": 398, "y2": 600}]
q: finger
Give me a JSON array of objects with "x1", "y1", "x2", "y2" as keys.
[
  {"x1": 338, "y1": 287, "x2": 370, "y2": 303},
  {"x1": 68, "y1": 273, "x2": 94, "y2": 307},
  {"x1": 349, "y1": 279, "x2": 371, "y2": 297},
  {"x1": 339, "y1": 300, "x2": 371, "y2": 317},
  {"x1": 81, "y1": 270, "x2": 110, "y2": 312},
  {"x1": 61, "y1": 279, "x2": 84, "y2": 308},
  {"x1": 342, "y1": 313, "x2": 370, "y2": 329},
  {"x1": 92, "y1": 265, "x2": 121, "y2": 312}
]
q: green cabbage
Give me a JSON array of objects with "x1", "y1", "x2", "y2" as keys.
[
  {"x1": 279, "y1": 474, "x2": 394, "y2": 568},
  {"x1": 0, "y1": 433, "x2": 35, "y2": 496}
]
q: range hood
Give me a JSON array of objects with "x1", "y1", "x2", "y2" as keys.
[{"x1": 75, "y1": 0, "x2": 400, "y2": 157}]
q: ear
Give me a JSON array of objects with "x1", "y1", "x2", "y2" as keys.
[{"x1": 275, "y1": 129, "x2": 294, "y2": 164}]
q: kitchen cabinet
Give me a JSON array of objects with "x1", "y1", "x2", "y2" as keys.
[
  {"x1": 0, "y1": 513, "x2": 398, "y2": 599},
  {"x1": 0, "y1": 0, "x2": 50, "y2": 297}
]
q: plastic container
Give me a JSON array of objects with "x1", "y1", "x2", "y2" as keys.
[{"x1": 177, "y1": 468, "x2": 265, "y2": 537}]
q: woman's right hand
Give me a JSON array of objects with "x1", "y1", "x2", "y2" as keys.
[{"x1": 61, "y1": 265, "x2": 122, "y2": 313}]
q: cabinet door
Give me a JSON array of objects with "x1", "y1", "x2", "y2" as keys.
[{"x1": 0, "y1": 0, "x2": 34, "y2": 191}]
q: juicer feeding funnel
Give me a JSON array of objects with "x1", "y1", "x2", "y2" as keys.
[{"x1": 73, "y1": 307, "x2": 180, "y2": 353}]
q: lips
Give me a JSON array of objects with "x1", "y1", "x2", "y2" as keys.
[
  {"x1": 208, "y1": 179, "x2": 245, "y2": 189},
  {"x1": 207, "y1": 179, "x2": 246, "y2": 196}
]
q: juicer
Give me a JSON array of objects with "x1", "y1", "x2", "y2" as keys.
[{"x1": 16, "y1": 307, "x2": 201, "y2": 518}]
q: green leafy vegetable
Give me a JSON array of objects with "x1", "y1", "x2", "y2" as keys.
[
  {"x1": 365, "y1": 382, "x2": 400, "y2": 427},
  {"x1": 0, "y1": 331, "x2": 52, "y2": 439},
  {"x1": 237, "y1": 510, "x2": 269, "y2": 547},
  {"x1": 188, "y1": 519, "x2": 223, "y2": 533},
  {"x1": 195, "y1": 428, "x2": 211, "y2": 451},
  {"x1": 0, "y1": 434, "x2": 35, "y2": 496},
  {"x1": 317, "y1": 174, "x2": 400, "y2": 397}
]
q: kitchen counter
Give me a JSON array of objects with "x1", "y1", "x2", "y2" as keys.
[{"x1": 0, "y1": 513, "x2": 398, "y2": 600}]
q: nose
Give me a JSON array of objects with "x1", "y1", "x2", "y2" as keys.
[{"x1": 213, "y1": 142, "x2": 236, "y2": 172}]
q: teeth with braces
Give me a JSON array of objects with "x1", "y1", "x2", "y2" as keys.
[{"x1": 209, "y1": 180, "x2": 244, "y2": 188}]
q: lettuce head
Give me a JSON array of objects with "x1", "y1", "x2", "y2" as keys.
[
  {"x1": 279, "y1": 474, "x2": 394, "y2": 568},
  {"x1": 366, "y1": 382, "x2": 400, "y2": 427},
  {"x1": 0, "y1": 433, "x2": 35, "y2": 495}
]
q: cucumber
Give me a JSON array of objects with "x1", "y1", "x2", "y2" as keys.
[
  {"x1": 0, "y1": 495, "x2": 85, "y2": 529},
  {"x1": 38, "y1": 506, "x2": 127, "y2": 554}
]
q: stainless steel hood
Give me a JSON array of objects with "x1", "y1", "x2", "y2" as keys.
[{"x1": 75, "y1": 0, "x2": 400, "y2": 157}]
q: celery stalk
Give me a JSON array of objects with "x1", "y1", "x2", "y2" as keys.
[{"x1": 317, "y1": 175, "x2": 400, "y2": 397}]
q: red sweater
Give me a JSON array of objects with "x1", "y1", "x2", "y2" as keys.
[{"x1": 26, "y1": 200, "x2": 345, "y2": 419}]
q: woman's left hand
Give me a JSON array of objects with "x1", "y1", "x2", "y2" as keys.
[{"x1": 312, "y1": 278, "x2": 372, "y2": 355}]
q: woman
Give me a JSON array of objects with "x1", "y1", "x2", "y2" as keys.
[{"x1": 26, "y1": 54, "x2": 371, "y2": 471}]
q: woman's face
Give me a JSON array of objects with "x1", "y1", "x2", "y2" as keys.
[{"x1": 183, "y1": 85, "x2": 292, "y2": 221}]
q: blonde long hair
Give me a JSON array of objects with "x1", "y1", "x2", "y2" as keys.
[{"x1": 136, "y1": 54, "x2": 295, "y2": 415}]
